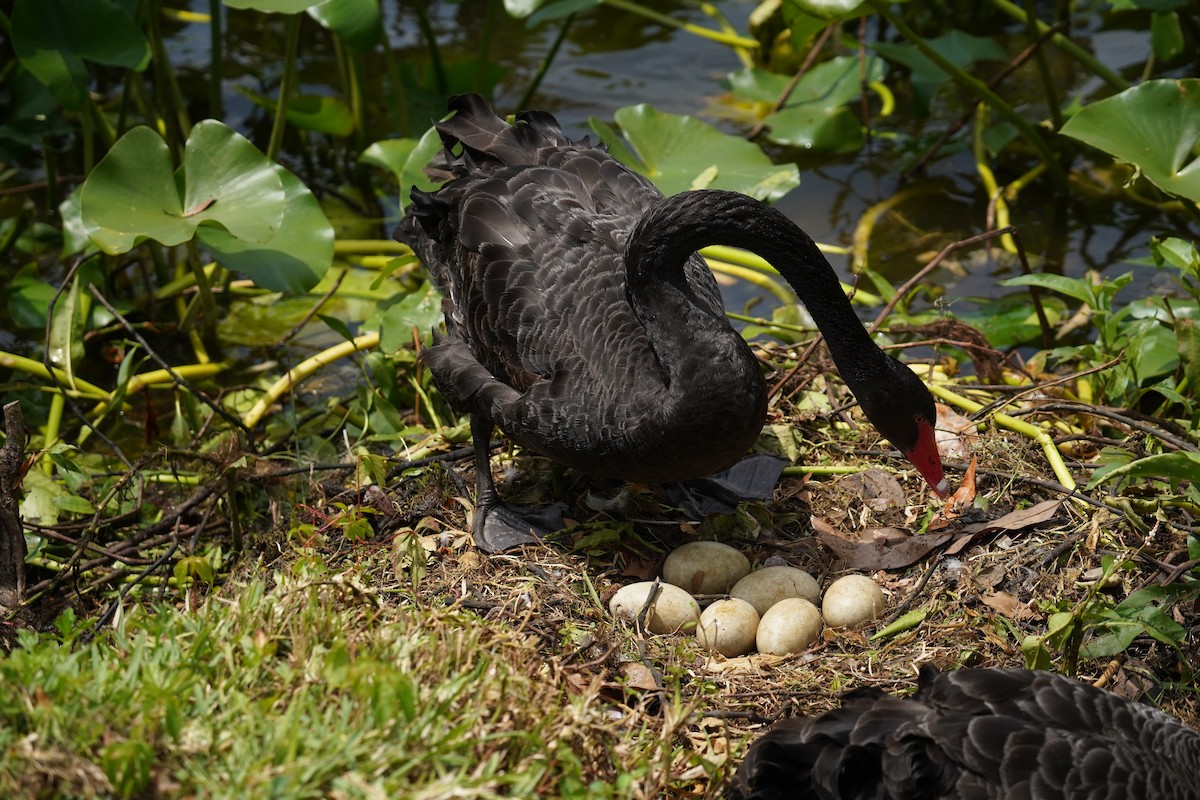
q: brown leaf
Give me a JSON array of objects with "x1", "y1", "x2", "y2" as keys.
[
  {"x1": 813, "y1": 514, "x2": 953, "y2": 571},
  {"x1": 958, "y1": 499, "x2": 1063, "y2": 535},
  {"x1": 941, "y1": 455, "x2": 977, "y2": 519},
  {"x1": 980, "y1": 590, "x2": 1033, "y2": 620}
]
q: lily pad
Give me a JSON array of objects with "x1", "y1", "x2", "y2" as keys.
[
  {"x1": 200, "y1": 166, "x2": 333, "y2": 294},
  {"x1": 308, "y1": 0, "x2": 382, "y2": 50},
  {"x1": 12, "y1": 0, "x2": 150, "y2": 110},
  {"x1": 81, "y1": 121, "x2": 285, "y2": 254},
  {"x1": 240, "y1": 89, "x2": 356, "y2": 136},
  {"x1": 1059, "y1": 79, "x2": 1200, "y2": 203},
  {"x1": 588, "y1": 105, "x2": 800, "y2": 201}
]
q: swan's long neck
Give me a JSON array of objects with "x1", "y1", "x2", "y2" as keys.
[{"x1": 625, "y1": 190, "x2": 886, "y2": 392}]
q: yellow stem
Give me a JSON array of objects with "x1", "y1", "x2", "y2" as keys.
[{"x1": 242, "y1": 332, "x2": 380, "y2": 429}]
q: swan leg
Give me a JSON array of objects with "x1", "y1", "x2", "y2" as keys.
[{"x1": 470, "y1": 415, "x2": 543, "y2": 553}]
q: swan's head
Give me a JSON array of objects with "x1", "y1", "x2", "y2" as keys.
[{"x1": 858, "y1": 359, "x2": 951, "y2": 498}]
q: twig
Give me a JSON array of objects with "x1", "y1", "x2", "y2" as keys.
[
  {"x1": 746, "y1": 25, "x2": 836, "y2": 140},
  {"x1": 88, "y1": 285, "x2": 255, "y2": 443},
  {"x1": 0, "y1": 402, "x2": 27, "y2": 609}
]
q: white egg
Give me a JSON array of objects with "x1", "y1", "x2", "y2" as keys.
[
  {"x1": 755, "y1": 598, "x2": 823, "y2": 655},
  {"x1": 821, "y1": 575, "x2": 886, "y2": 628},
  {"x1": 661, "y1": 541, "x2": 750, "y2": 595},
  {"x1": 730, "y1": 566, "x2": 820, "y2": 615},
  {"x1": 609, "y1": 581, "x2": 700, "y2": 634},
  {"x1": 696, "y1": 598, "x2": 760, "y2": 657}
]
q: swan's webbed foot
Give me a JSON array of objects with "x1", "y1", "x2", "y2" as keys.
[
  {"x1": 668, "y1": 453, "x2": 788, "y2": 517},
  {"x1": 467, "y1": 414, "x2": 566, "y2": 553},
  {"x1": 473, "y1": 502, "x2": 544, "y2": 553}
]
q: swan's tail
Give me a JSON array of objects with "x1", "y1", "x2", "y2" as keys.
[{"x1": 398, "y1": 94, "x2": 576, "y2": 245}]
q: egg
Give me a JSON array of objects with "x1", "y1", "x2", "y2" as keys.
[
  {"x1": 661, "y1": 541, "x2": 750, "y2": 595},
  {"x1": 821, "y1": 574, "x2": 886, "y2": 628},
  {"x1": 730, "y1": 566, "x2": 820, "y2": 615},
  {"x1": 755, "y1": 598, "x2": 822, "y2": 655},
  {"x1": 610, "y1": 581, "x2": 700, "y2": 634},
  {"x1": 696, "y1": 598, "x2": 760, "y2": 657}
]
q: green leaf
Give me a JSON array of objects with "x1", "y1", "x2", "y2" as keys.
[
  {"x1": 359, "y1": 126, "x2": 445, "y2": 209},
  {"x1": 1150, "y1": 11, "x2": 1184, "y2": 61},
  {"x1": 588, "y1": 105, "x2": 800, "y2": 201},
  {"x1": 873, "y1": 31, "x2": 1006, "y2": 115},
  {"x1": 308, "y1": 0, "x2": 382, "y2": 51},
  {"x1": 1092, "y1": 451, "x2": 1200, "y2": 485},
  {"x1": 81, "y1": 122, "x2": 285, "y2": 254},
  {"x1": 378, "y1": 283, "x2": 443, "y2": 352},
  {"x1": 728, "y1": 57, "x2": 886, "y2": 152},
  {"x1": 12, "y1": 0, "x2": 150, "y2": 110},
  {"x1": 1060, "y1": 79, "x2": 1200, "y2": 203},
  {"x1": 958, "y1": 294, "x2": 1064, "y2": 349},
  {"x1": 789, "y1": 0, "x2": 869, "y2": 19},
  {"x1": 1000, "y1": 273, "x2": 1098, "y2": 305},
  {"x1": 1127, "y1": 322, "x2": 1178, "y2": 382},
  {"x1": 53, "y1": 494, "x2": 98, "y2": 515},
  {"x1": 240, "y1": 90, "x2": 356, "y2": 136},
  {"x1": 199, "y1": 165, "x2": 332, "y2": 293},
  {"x1": 1178, "y1": 318, "x2": 1200, "y2": 392},
  {"x1": 871, "y1": 609, "x2": 926, "y2": 640}
]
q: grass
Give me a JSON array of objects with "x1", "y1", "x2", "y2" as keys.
[
  {"x1": 2, "y1": 349, "x2": 1198, "y2": 799},
  {"x1": 1, "y1": 551, "x2": 688, "y2": 799}
]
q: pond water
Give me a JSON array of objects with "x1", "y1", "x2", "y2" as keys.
[{"x1": 5, "y1": 2, "x2": 1189, "y2": 370}]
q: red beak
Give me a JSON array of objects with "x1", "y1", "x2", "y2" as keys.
[{"x1": 904, "y1": 416, "x2": 951, "y2": 498}]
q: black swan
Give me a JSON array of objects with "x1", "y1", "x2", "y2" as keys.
[
  {"x1": 726, "y1": 665, "x2": 1200, "y2": 800},
  {"x1": 396, "y1": 94, "x2": 950, "y2": 552}
]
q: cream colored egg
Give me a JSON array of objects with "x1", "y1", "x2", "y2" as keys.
[
  {"x1": 696, "y1": 598, "x2": 760, "y2": 657},
  {"x1": 821, "y1": 574, "x2": 886, "y2": 628},
  {"x1": 661, "y1": 541, "x2": 750, "y2": 595},
  {"x1": 610, "y1": 582, "x2": 700, "y2": 634},
  {"x1": 755, "y1": 598, "x2": 822, "y2": 655},
  {"x1": 730, "y1": 566, "x2": 820, "y2": 615}
]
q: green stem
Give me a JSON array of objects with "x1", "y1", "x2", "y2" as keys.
[
  {"x1": 600, "y1": 0, "x2": 759, "y2": 49},
  {"x1": 868, "y1": 1, "x2": 1067, "y2": 191},
  {"x1": 209, "y1": 0, "x2": 224, "y2": 117},
  {"x1": 267, "y1": 13, "x2": 303, "y2": 162},
  {"x1": 1021, "y1": 0, "x2": 1062, "y2": 130},
  {"x1": 477, "y1": 0, "x2": 498, "y2": 94},
  {"x1": 380, "y1": 26, "x2": 410, "y2": 135},
  {"x1": 987, "y1": 0, "x2": 1130, "y2": 92},
  {"x1": 517, "y1": 13, "x2": 575, "y2": 111},
  {"x1": 407, "y1": 0, "x2": 446, "y2": 94}
]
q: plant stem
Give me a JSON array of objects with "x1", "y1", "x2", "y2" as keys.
[
  {"x1": 1021, "y1": 0, "x2": 1062, "y2": 129},
  {"x1": 407, "y1": 0, "x2": 446, "y2": 94},
  {"x1": 517, "y1": 13, "x2": 576, "y2": 111},
  {"x1": 477, "y1": 0, "x2": 498, "y2": 94},
  {"x1": 868, "y1": 0, "x2": 1068, "y2": 191},
  {"x1": 600, "y1": 0, "x2": 758, "y2": 49},
  {"x1": 267, "y1": 13, "x2": 303, "y2": 162},
  {"x1": 987, "y1": 0, "x2": 1130, "y2": 92},
  {"x1": 241, "y1": 332, "x2": 381, "y2": 429},
  {"x1": 209, "y1": 0, "x2": 224, "y2": 118}
]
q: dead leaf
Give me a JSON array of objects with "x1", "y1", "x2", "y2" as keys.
[
  {"x1": 936, "y1": 404, "x2": 982, "y2": 461},
  {"x1": 981, "y1": 591, "x2": 1034, "y2": 620},
  {"x1": 941, "y1": 455, "x2": 977, "y2": 519},
  {"x1": 958, "y1": 499, "x2": 1063, "y2": 535},
  {"x1": 813, "y1": 515, "x2": 953, "y2": 570},
  {"x1": 835, "y1": 469, "x2": 905, "y2": 511},
  {"x1": 617, "y1": 661, "x2": 659, "y2": 693},
  {"x1": 943, "y1": 499, "x2": 1065, "y2": 555}
]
